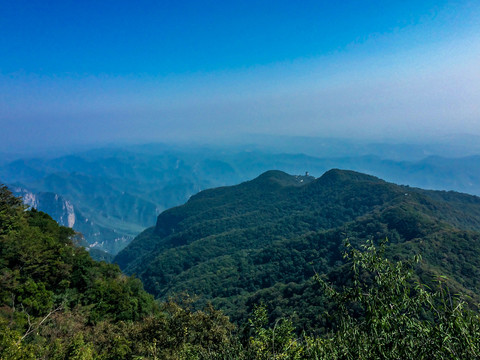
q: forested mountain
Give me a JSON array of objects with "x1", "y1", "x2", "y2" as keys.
[
  {"x1": 3, "y1": 143, "x2": 480, "y2": 256},
  {"x1": 116, "y1": 169, "x2": 480, "y2": 327},
  {"x1": 2, "y1": 176, "x2": 480, "y2": 359}
]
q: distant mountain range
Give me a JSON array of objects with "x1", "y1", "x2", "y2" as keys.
[
  {"x1": 115, "y1": 169, "x2": 480, "y2": 327},
  {"x1": 2, "y1": 142, "x2": 480, "y2": 255}
]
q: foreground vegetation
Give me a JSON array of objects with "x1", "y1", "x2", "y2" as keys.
[{"x1": 1, "y1": 185, "x2": 480, "y2": 359}]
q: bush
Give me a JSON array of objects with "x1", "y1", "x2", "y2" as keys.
[{"x1": 309, "y1": 239, "x2": 480, "y2": 359}]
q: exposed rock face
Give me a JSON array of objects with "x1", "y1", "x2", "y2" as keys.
[
  {"x1": 64, "y1": 199, "x2": 76, "y2": 227},
  {"x1": 19, "y1": 189, "x2": 39, "y2": 208},
  {"x1": 10, "y1": 186, "x2": 76, "y2": 228}
]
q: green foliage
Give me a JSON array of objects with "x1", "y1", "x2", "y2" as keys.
[
  {"x1": 248, "y1": 304, "x2": 303, "y2": 359},
  {"x1": 0, "y1": 318, "x2": 37, "y2": 360},
  {"x1": 0, "y1": 185, "x2": 25, "y2": 236},
  {"x1": 309, "y1": 239, "x2": 480, "y2": 359},
  {"x1": 131, "y1": 297, "x2": 237, "y2": 359}
]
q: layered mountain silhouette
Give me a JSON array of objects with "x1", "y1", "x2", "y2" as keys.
[{"x1": 3, "y1": 144, "x2": 480, "y2": 255}]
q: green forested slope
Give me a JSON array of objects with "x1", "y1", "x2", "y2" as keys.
[{"x1": 116, "y1": 169, "x2": 480, "y2": 327}]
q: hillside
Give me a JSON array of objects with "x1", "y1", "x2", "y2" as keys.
[
  {"x1": 0, "y1": 185, "x2": 240, "y2": 359},
  {"x1": 116, "y1": 169, "x2": 480, "y2": 326},
  {"x1": 0, "y1": 185, "x2": 154, "y2": 357}
]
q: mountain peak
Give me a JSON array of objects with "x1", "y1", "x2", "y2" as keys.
[
  {"x1": 253, "y1": 170, "x2": 315, "y2": 187},
  {"x1": 317, "y1": 169, "x2": 383, "y2": 185}
]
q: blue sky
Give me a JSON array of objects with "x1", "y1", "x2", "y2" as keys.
[{"x1": 1, "y1": 0, "x2": 479, "y2": 152}]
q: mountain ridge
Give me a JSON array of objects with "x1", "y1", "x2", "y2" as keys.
[
  {"x1": 4, "y1": 145, "x2": 480, "y2": 255},
  {"x1": 115, "y1": 169, "x2": 480, "y2": 326}
]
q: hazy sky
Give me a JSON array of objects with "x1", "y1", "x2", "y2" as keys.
[{"x1": 1, "y1": 0, "x2": 480, "y2": 152}]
